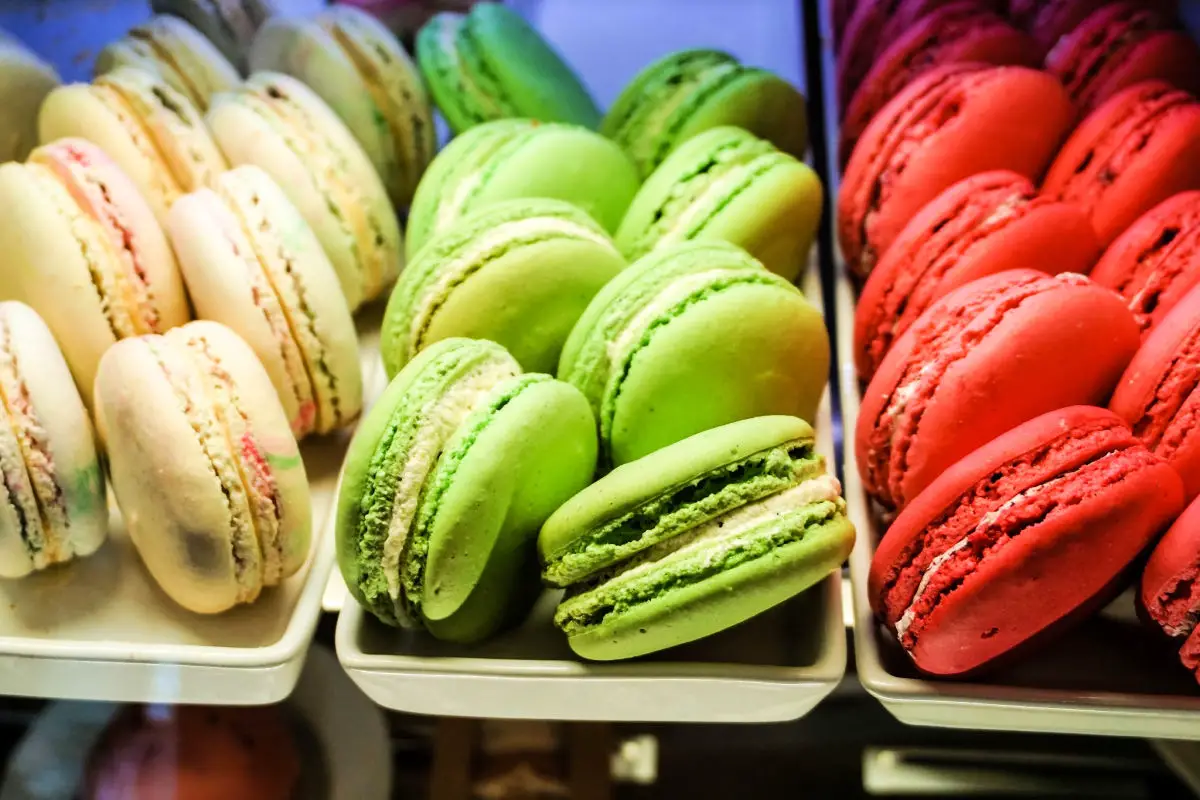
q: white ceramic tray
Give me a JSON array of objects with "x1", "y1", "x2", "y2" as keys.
[{"x1": 818, "y1": 0, "x2": 1200, "y2": 737}]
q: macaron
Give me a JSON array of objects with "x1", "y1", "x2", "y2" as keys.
[
  {"x1": 39, "y1": 67, "x2": 229, "y2": 225},
  {"x1": 169, "y1": 165, "x2": 364, "y2": 438},
  {"x1": 94, "y1": 321, "x2": 311, "y2": 614},
  {"x1": 0, "y1": 302, "x2": 106, "y2": 578},
  {"x1": 335, "y1": 338, "x2": 596, "y2": 642},
  {"x1": 614, "y1": 126, "x2": 823, "y2": 282},
  {"x1": 0, "y1": 32, "x2": 59, "y2": 163},
  {"x1": 1141, "y1": 495, "x2": 1200, "y2": 684},
  {"x1": 0, "y1": 138, "x2": 190, "y2": 398},
  {"x1": 853, "y1": 171, "x2": 1101, "y2": 379},
  {"x1": 838, "y1": 64, "x2": 1073, "y2": 279},
  {"x1": 870, "y1": 406, "x2": 1184, "y2": 677},
  {"x1": 1110, "y1": 282, "x2": 1200, "y2": 501},
  {"x1": 207, "y1": 72, "x2": 404, "y2": 310},
  {"x1": 1043, "y1": 83, "x2": 1200, "y2": 249},
  {"x1": 559, "y1": 241, "x2": 829, "y2": 469},
  {"x1": 415, "y1": 2, "x2": 599, "y2": 135},
  {"x1": 96, "y1": 15, "x2": 240, "y2": 111},
  {"x1": 250, "y1": 6, "x2": 436, "y2": 207},
  {"x1": 1009, "y1": 0, "x2": 1177, "y2": 55},
  {"x1": 1045, "y1": 2, "x2": 1200, "y2": 117},
  {"x1": 541, "y1": 415, "x2": 855, "y2": 661},
  {"x1": 601, "y1": 49, "x2": 808, "y2": 179},
  {"x1": 405, "y1": 119, "x2": 639, "y2": 260},
  {"x1": 381, "y1": 198, "x2": 625, "y2": 376},
  {"x1": 832, "y1": 0, "x2": 856, "y2": 44},
  {"x1": 838, "y1": 5, "x2": 1040, "y2": 164},
  {"x1": 150, "y1": 0, "x2": 273, "y2": 71},
  {"x1": 857, "y1": 270, "x2": 1141, "y2": 511}
]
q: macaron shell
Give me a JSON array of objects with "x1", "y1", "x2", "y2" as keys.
[
  {"x1": 1141, "y1": 494, "x2": 1200, "y2": 636},
  {"x1": 0, "y1": 41, "x2": 59, "y2": 163},
  {"x1": 151, "y1": 0, "x2": 271, "y2": 70}
]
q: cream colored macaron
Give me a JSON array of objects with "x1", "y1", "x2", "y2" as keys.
[
  {"x1": 0, "y1": 32, "x2": 59, "y2": 163},
  {"x1": 169, "y1": 165, "x2": 364, "y2": 437},
  {"x1": 94, "y1": 321, "x2": 312, "y2": 614}
]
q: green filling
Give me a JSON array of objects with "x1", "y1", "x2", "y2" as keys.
[
  {"x1": 554, "y1": 499, "x2": 843, "y2": 633},
  {"x1": 543, "y1": 440, "x2": 820, "y2": 586}
]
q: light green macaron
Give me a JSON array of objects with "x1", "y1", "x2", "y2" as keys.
[
  {"x1": 539, "y1": 415, "x2": 854, "y2": 661},
  {"x1": 336, "y1": 338, "x2": 596, "y2": 642},
  {"x1": 559, "y1": 240, "x2": 829, "y2": 469}
]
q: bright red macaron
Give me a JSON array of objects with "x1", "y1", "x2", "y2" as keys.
[
  {"x1": 853, "y1": 171, "x2": 1101, "y2": 379},
  {"x1": 1090, "y1": 192, "x2": 1200, "y2": 333},
  {"x1": 1141, "y1": 494, "x2": 1200, "y2": 685},
  {"x1": 870, "y1": 406, "x2": 1184, "y2": 677},
  {"x1": 1043, "y1": 82, "x2": 1200, "y2": 249},
  {"x1": 856, "y1": 269, "x2": 1140, "y2": 511},
  {"x1": 839, "y1": 5, "x2": 1039, "y2": 164},
  {"x1": 1110, "y1": 281, "x2": 1200, "y2": 501},
  {"x1": 1045, "y1": 2, "x2": 1200, "y2": 116},
  {"x1": 838, "y1": 64, "x2": 1073, "y2": 279}
]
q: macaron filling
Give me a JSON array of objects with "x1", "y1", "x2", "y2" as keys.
[
  {"x1": 126, "y1": 28, "x2": 206, "y2": 109},
  {"x1": 1107, "y1": 207, "x2": 1200, "y2": 329},
  {"x1": 425, "y1": 14, "x2": 513, "y2": 125},
  {"x1": 542, "y1": 435, "x2": 823, "y2": 587}
]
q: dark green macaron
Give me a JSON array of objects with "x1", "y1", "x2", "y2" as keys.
[
  {"x1": 336, "y1": 337, "x2": 597, "y2": 642},
  {"x1": 381, "y1": 198, "x2": 626, "y2": 376},
  {"x1": 558, "y1": 240, "x2": 829, "y2": 469},
  {"x1": 416, "y1": 2, "x2": 600, "y2": 135},
  {"x1": 539, "y1": 415, "x2": 854, "y2": 661},
  {"x1": 602, "y1": 49, "x2": 808, "y2": 178},
  {"x1": 616, "y1": 126, "x2": 823, "y2": 282}
]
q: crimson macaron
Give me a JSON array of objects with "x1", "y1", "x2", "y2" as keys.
[
  {"x1": 838, "y1": 64, "x2": 1072, "y2": 279},
  {"x1": 1009, "y1": 0, "x2": 1177, "y2": 55},
  {"x1": 857, "y1": 269, "x2": 1140, "y2": 511},
  {"x1": 1045, "y1": 2, "x2": 1200, "y2": 117},
  {"x1": 1141, "y1": 495, "x2": 1200, "y2": 684},
  {"x1": 839, "y1": 5, "x2": 1039, "y2": 164},
  {"x1": 853, "y1": 171, "x2": 1101, "y2": 379},
  {"x1": 1089, "y1": 191, "x2": 1200, "y2": 333},
  {"x1": 1043, "y1": 82, "x2": 1200, "y2": 248},
  {"x1": 1110, "y1": 281, "x2": 1200, "y2": 501},
  {"x1": 870, "y1": 405, "x2": 1184, "y2": 677}
]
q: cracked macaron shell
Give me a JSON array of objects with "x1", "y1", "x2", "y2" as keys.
[
  {"x1": 558, "y1": 240, "x2": 829, "y2": 469},
  {"x1": 94, "y1": 321, "x2": 310, "y2": 614},
  {"x1": 251, "y1": 6, "x2": 436, "y2": 207},
  {"x1": 0, "y1": 37, "x2": 58, "y2": 164},
  {"x1": 838, "y1": 64, "x2": 1073, "y2": 280},
  {"x1": 601, "y1": 49, "x2": 807, "y2": 179},
  {"x1": 169, "y1": 165, "x2": 363, "y2": 438},
  {"x1": 853, "y1": 171, "x2": 1101, "y2": 379},
  {"x1": 382, "y1": 198, "x2": 625, "y2": 376},
  {"x1": 869, "y1": 406, "x2": 1183, "y2": 676},
  {"x1": 0, "y1": 139, "x2": 189, "y2": 400},
  {"x1": 615, "y1": 126, "x2": 822, "y2": 283},
  {"x1": 405, "y1": 119, "x2": 639, "y2": 259},
  {"x1": 96, "y1": 15, "x2": 240, "y2": 112},
  {"x1": 0, "y1": 301, "x2": 106, "y2": 578},
  {"x1": 856, "y1": 270, "x2": 1141, "y2": 511},
  {"x1": 1141, "y1": 494, "x2": 1200, "y2": 682},
  {"x1": 208, "y1": 71, "x2": 403, "y2": 310}
]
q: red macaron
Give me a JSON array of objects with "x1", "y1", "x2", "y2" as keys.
[
  {"x1": 839, "y1": 5, "x2": 1040, "y2": 165},
  {"x1": 853, "y1": 171, "x2": 1101, "y2": 379},
  {"x1": 1110, "y1": 281, "x2": 1200, "y2": 501},
  {"x1": 1141, "y1": 495, "x2": 1200, "y2": 684},
  {"x1": 1008, "y1": 0, "x2": 1178, "y2": 55},
  {"x1": 832, "y1": 0, "x2": 857, "y2": 46},
  {"x1": 838, "y1": 64, "x2": 1073, "y2": 279},
  {"x1": 1045, "y1": 2, "x2": 1200, "y2": 117},
  {"x1": 870, "y1": 405, "x2": 1184, "y2": 677},
  {"x1": 1042, "y1": 82, "x2": 1200, "y2": 249},
  {"x1": 857, "y1": 269, "x2": 1140, "y2": 511},
  {"x1": 1090, "y1": 192, "x2": 1200, "y2": 333}
]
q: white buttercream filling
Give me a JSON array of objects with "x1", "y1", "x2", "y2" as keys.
[{"x1": 654, "y1": 154, "x2": 778, "y2": 247}]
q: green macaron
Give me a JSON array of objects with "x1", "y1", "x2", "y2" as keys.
[
  {"x1": 559, "y1": 240, "x2": 829, "y2": 469},
  {"x1": 616, "y1": 126, "x2": 823, "y2": 282},
  {"x1": 602, "y1": 49, "x2": 808, "y2": 178},
  {"x1": 406, "y1": 119, "x2": 640, "y2": 259},
  {"x1": 381, "y1": 198, "x2": 625, "y2": 376},
  {"x1": 539, "y1": 415, "x2": 854, "y2": 661},
  {"x1": 416, "y1": 2, "x2": 600, "y2": 135},
  {"x1": 336, "y1": 338, "x2": 597, "y2": 642}
]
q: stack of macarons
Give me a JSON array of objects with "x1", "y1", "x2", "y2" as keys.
[{"x1": 833, "y1": 1, "x2": 1200, "y2": 685}]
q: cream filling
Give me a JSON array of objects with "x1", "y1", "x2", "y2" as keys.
[
  {"x1": 625, "y1": 62, "x2": 740, "y2": 165},
  {"x1": 435, "y1": 168, "x2": 486, "y2": 237},
  {"x1": 408, "y1": 217, "x2": 616, "y2": 354},
  {"x1": 608, "y1": 268, "x2": 748, "y2": 362},
  {"x1": 380, "y1": 358, "x2": 519, "y2": 599},
  {"x1": 653, "y1": 154, "x2": 778, "y2": 248}
]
